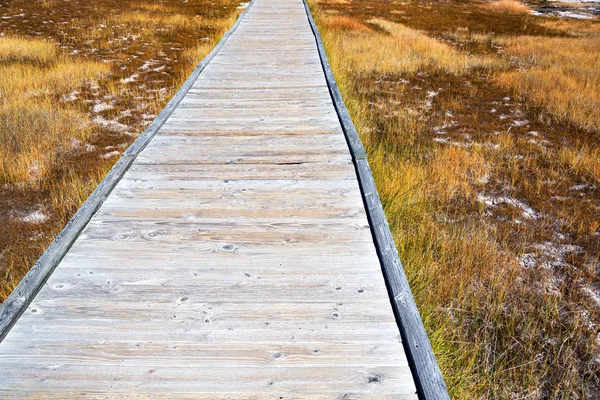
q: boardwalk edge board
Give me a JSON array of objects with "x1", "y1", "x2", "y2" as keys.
[
  {"x1": 0, "y1": 0, "x2": 258, "y2": 343},
  {"x1": 301, "y1": 1, "x2": 450, "y2": 399}
]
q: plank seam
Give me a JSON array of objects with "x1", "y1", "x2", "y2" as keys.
[
  {"x1": 300, "y1": 1, "x2": 450, "y2": 399},
  {"x1": 0, "y1": 0, "x2": 258, "y2": 343}
]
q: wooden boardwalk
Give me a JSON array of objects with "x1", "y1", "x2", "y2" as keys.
[{"x1": 0, "y1": 0, "x2": 434, "y2": 397}]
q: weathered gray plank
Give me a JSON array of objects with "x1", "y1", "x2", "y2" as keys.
[
  {"x1": 5, "y1": 320, "x2": 402, "y2": 343},
  {"x1": 0, "y1": 366, "x2": 415, "y2": 394}
]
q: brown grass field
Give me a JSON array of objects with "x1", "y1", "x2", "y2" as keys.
[
  {"x1": 309, "y1": 0, "x2": 600, "y2": 398},
  {"x1": 0, "y1": 0, "x2": 244, "y2": 300}
]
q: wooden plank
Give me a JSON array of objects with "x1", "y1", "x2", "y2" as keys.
[
  {"x1": 57, "y1": 250, "x2": 383, "y2": 272},
  {"x1": 0, "y1": 394, "x2": 416, "y2": 400},
  {"x1": 0, "y1": 366, "x2": 415, "y2": 394},
  {"x1": 18, "y1": 301, "x2": 397, "y2": 323},
  {"x1": 5, "y1": 320, "x2": 403, "y2": 344},
  {"x1": 32, "y1": 265, "x2": 387, "y2": 284},
  {"x1": 122, "y1": 163, "x2": 358, "y2": 180},
  {"x1": 0, "y1": 340, "x2": 407, "y2": 366}
]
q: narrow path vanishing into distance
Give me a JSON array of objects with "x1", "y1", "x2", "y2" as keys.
[{"x1": 0, "y1": 0, "x2": 448, "y2": 397}]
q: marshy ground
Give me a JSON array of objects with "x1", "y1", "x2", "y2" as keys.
[
  {"x1": 309, "y1": 0, "x2": 600, "y2": 398},
  {"x1": 0, "y1": 0, "x2": 244, "y2": 299}
]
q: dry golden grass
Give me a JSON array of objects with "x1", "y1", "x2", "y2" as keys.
[
  {"x1": 0, "y1": 103, "x2": 91, "y2": 184},
  {"x1": 0, "y1": 61, "x2": 109, "y2": 101},
  {"x1": 110, "y1": 13, "x2": 205, "y2": 32},
  {"x1": 540, "y1": 18, "x2": 600, "y2": 34},
  {"x1": 323, "y1": 15, "x2": 370, "y2": 31},
  {"x1": 0, "y1": 37, "x2": 57, "y2": 65},
  {"x1": 482, "y1": 0, "x2": 531, "y2": 14},
  {"x1": 323, "y1": 17, "x2": 506, "y2": 78},
  {"x1": 0, "y1": 38, "x2": 109, "y2": 185},
  {"x1": 310, "y1": 0, "x2": 600, "y2": 398},
  {"x1": 182, "y1": 43, "x2": 216, "y2": 66},
  {"x1": 313, "y1": 0, "x2": 349, "y2": 4},
  {"x1": 558, "y1": 145, "x2": 600, "y2": 185},
  {"x1": 496, "y1": 35, "x2": 600, "y2": 132},
  {"x1": 77, "y1": 8, "x2": 238, "y2": 45}
]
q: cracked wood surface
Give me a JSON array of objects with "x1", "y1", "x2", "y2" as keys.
[{"x1": 0, "y1": 0, "x2": 417, "y2": 397}]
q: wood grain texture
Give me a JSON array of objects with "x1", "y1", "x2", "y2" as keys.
[{"x1": 0, "y1": 0, "x2": 423, "y2": 398}]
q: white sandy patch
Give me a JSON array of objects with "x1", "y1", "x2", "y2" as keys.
[
  {"x1": 433, "y1": 126, "x2": 446, "y2": 135},
  {"x1": 102, "y1": 150, "x2": 121, "y2": 159},
  {"x1": 519, "y1": 240, "x2": 583, "y2": 270},
  {"x1": 585, "y1": 286, "x2": 600, "y2": 308},
  {"x1": 536, "y1": 242, "x2": 583, "y2": 268},
  {"x1": 519, "y1": 253, "x2": 537, "y2": 268},
  {"x1": 92, "y1": 102, "x2": 114, "y2": 113},
  {"x1": 532, "y1": 9, "x2": 596, "y2": 19},
  {"x1": 22, "y1": 209, "x2": 47, "y2": 224},
  {"x1": 571, "y1": 184, "x2": 597, "y2": 191},
  {"x1": 425, "y1": 90, "x2": 439, "y2": 109},
  {"x1": 61, "y1": 90, "x2": 79, "y2": 102},
  {"x1": 557, "y1": 10, "x2": 594, "y2": 18},
  {"x1": 512, "y1": 120, "x2": 529, "y2": 127},
  {"x1": 141, "y1": 113, "x2": 156, "y2": 121},
  {"x1": 140, "y1": 60, "x2": 158, "y2": 71},
  {"x1": 93, "y1": 116, "x2": 129, "y2": 133},
  {"x1": 120, "y1": 73, "x2": 139, "y2": 84},
  {"x1": 477, "y1": 193, "x2": 540, "y2": 219}
]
